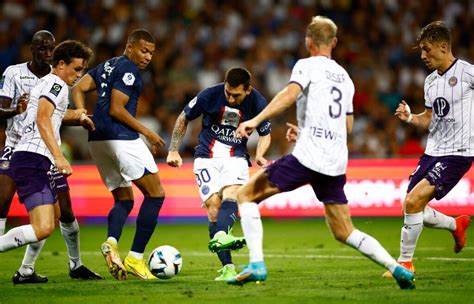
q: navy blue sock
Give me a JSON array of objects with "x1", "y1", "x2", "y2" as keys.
[
  {"x1": 215, "y1": 199, "x2": 238, "y2": 233},
  {"x1": 131, "y1": 196, "x2": 164, "y2": 253},
  {"x1": 209, "y1": 222, "x2": 232, "y2": 266},
  {"x1": 107, "y1": 200, "x2": 134, "y2": 241}
]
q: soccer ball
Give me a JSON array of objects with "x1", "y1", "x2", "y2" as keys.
[{"x1": 147, "y1": 245, "x2": 182, "y2": 279}]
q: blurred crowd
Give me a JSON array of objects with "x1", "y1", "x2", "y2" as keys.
[{"x1": 1, "y1": 0, "x2": 473, "y2": 162}]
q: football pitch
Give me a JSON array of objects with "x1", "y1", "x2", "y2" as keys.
[{"x1": 0, "y1": 217, "x2": 472, "y2": 304}]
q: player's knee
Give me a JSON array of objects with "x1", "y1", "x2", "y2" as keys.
[
  {"x1": 404, "y1": 193, "x2": 424, "y2": 213},
  {"x1": 34, "y1": 222, "x2": 55, "y2": 240},
  {"x1": 206, "y1": 202, "x2": 220, "y2": 222}
]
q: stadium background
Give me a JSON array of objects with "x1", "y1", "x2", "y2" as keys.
[{"x1": 1, "y1": 0, "x2": 474, "y2": 218}]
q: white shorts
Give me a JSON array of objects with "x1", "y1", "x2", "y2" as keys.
[
  {"x1": 89, "y1": 139, "x2": 158, "y2": 191},
  {"x1": 193, "y1": 157, "x2": 249, "y2": 202}
]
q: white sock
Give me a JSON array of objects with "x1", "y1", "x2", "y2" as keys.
[
  {"x1": 0, "y1": 218, "x2": 7, "y2": 235},
  {"x1": 0, "y1": 225, "x2": 38, "y2": 252},
  {"x1": 423, "y1": 206, "x2": 456, "y2": 231},
  {"x1": 128, "y1": 251, "x2": 144, "y2": 260},
  {"x1": 60, "y1": 219, "x2": 82, "y2": 270},
  {"x1": 346, "y1": 229, "x2": 398, "y2": 272},
  {"x1": 399, "y1": 212, "x2": 424, "y2": 262},
  {"x1": 239, "y1": 202, "x2": 263, "y2": 263},
  {"x1": 19, "y1": 240, "x2": 47, "y2": 276}
]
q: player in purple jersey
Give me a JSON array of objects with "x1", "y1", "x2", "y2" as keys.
[
  {"x1": 0, "y1": 31, "x2": 102, "y2": 283},
  {"x1": 167, "y1": 67, "x2": 271, "y2": 281},
  {"x1": 72, "y1": 29, "x2": 166, "y2": 280},
  {"x1": 226, "y1": 16, "x2": 415, "y2": 289},
  {"x1": 383, "y1": 21, "x2": 472, "y2": 278},
  {"x1": 0, "y1": 40, "x2": 100, "y2": 282}
]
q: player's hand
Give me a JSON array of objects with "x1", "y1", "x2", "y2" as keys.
[
  {"x1": 144, "y1": 130, "x2": 166, "y2": 154},
  {"x1": 55, "y1": 155, "x2": 72, "y2": 176},
  {"x1": 235, "y1": 120, "x2": 257, "y2": 139},
  {"x1": 395, "y1": 100, "x2": 411, "y2": 122},
  {"x1": 285, "y1": 122, "x2": 299, "y2": 142},
  {"x1": 79, "y1": 112, "x2": 95, "y2": 131},
  {"x1": 255, "y1": 155, "x2": 268, "y2": 167},
  {"x1": 16, "y1": 93, "x2": 29, "y2": 114},
  {"x1": 166, "y1": 150, "x2": 183, "y2": 167}
]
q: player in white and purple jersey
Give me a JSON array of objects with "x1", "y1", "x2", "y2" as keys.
[
  {"x1": 225, "y1": 16, "x2": 415, "y2": 289},
  {"x1": 72, "y1": 29, "x2": 166, "y2": 280},
  {"x1": 0, "y1": 31, "x2": 102, "y2": 283},
  {"x1": 0, "y1": 41, "x2": 97, "y2": 281},
  {"x1": 166, "y1": 67, "x2": 271, "y2": 281},
  {"x1": 386, "y1": 21, "x2": 472, "y2": 277}
]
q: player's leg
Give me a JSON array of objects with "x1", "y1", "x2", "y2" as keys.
[
  {"x1": 324, "y1": 203, "x2": 415, "y2": 289},
  {"x1": 0, "y1": 173, "x2": 15, "y2": 235},
  {"x1": 205, "y1": 193, "x2": 237, "y2": 280},
  {"x1": 209, "y1": 185, "x2": 246, "y2": 253},
  {"x1": 124, "y1": 171, "x2": 164, "y2": 280},
  {"x1": 89, "y1": 140, "x2": 130, "y2": 280},
  {"x1": 57, "y1": 190, "x2": 103, "y2": 280}
]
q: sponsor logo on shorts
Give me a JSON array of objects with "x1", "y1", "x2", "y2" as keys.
[
  {"x1": 201, "y1": 185, "x2": 210, "y2": 195},
  {"x1": 0, "y1": 160, "x2": 9, "y2": 170}
]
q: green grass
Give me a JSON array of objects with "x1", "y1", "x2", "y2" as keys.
[{"x1": 0, "y1": 218, "x2": 473, "y2": 304}]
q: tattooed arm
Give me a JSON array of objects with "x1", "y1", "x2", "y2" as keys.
[{"x1": 166, "y1": 111, "x2": 189, "y2": 167}]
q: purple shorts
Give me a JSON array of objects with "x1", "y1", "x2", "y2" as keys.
[
  {"x1": 408, "y1": 154, "x2": 473, "y2": 200},
  {"x1": 0, "y1": 146, "x2": 15, "y2": 177},
  {"x1": 10, "y1": 151, "x2": 69, "y2": 210},
  {"x1": 266, "y1": 154, "x2": 347, "y2": 204}
]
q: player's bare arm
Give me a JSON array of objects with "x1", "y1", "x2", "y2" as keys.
[
  {"x1": 285, "y1": 122, "x2": 299, "y2": 142},
  {"x1": 236, "y1": 83, "x2": 301, "y2": 138},
  {"x1": 346, "y1": 114, "x2": 354, "y2": 134},
  {"x1": 255, "y1": 133, "x2": 271, "y2": 167},
  {"x1": 109, "y1": 88, "x2": 165, "y2": 153},
  {"x1": 71, "y1": 74, "x2": 97, "y2": 109},
  {"x1": 166, "y1": 111, "x2": 188, "y2": 168},
  {"x1": 37, "y1": 98, "x2": 72, "y2": 176},
  {"x1": 395, "y1": 100, "x2": 432, "y2": 130},
  {"x1": 0, "y1": 94, "x2": 28, "y2": 119},
  {"x1": 62, "y1": 109, "x2": 95, "y2": 131}
]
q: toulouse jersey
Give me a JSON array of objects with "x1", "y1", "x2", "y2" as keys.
[
  {"x1": 184, "y1": 83, "x2": 271, "y2": 160},
  {"x1": 88, "y1": 55, "x2": 142, "y2": 141},
  {"x1": 424, "y1": 59, "x2": 474, "y2": 157},
  {"x1": 0, "y1": 62, "x2": 47, "y2": 147},
  {"x1": 290, "y1": 56, "x2": 354, "y2": 176},
  {"x1": 15, "y1": 74, "x2": 69, "y2": 163}
]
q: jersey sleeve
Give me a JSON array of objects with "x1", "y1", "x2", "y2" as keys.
[
  {"x1": 184, "y1": 89, "x2": 209, "y2": 121},
  {"x1": 112, "y1": 62, "x2": 139, "y2": 96},
  {"x1": 346, "y1": 77, "x2": 355, "y2": 115},
  {"x1": 289, "y1": 59, "x2": 310, "y2": 90},
  {"x1": 87, "y1": 65, "x2": 99, "y2": 82},
  {"x1": 254, "y1": 93, "x2": 271, "y2": 136},
  {"x1": 0, "y1": 66, "x2": 16, "y2": 100},
  {"x1": 39, "y1": 81, "x2": 66, "y2": 108},
  {"x1": 424, "y1": 76, "x2": 432, "y2": 108}
]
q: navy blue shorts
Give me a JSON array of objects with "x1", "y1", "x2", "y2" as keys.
[
  {"x1": 408, "y1": 154, "x2": 473, "y2": 200},
  {"x1": 266, "y1": 154, "x2": 347, "y2": 204},
  {"x1": 10, "y1": 151, "x2": 69, "y2": 208},
  {"x1": 0, "y1": 146, "x2": 15, "y2": 177}
]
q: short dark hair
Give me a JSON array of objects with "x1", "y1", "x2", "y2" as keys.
[
  {"x1": 417, "y1": 21, "x2": 451, "y2": 48},
  {"x1": 224, "y1": 67, "x2": 252, "y2": 90},
  {"x1": 127, "y1": 29, "x2": 155, "y2": 44},
  {"x1": 52, "y1": 40, "x2": 93, "y2": 67}
]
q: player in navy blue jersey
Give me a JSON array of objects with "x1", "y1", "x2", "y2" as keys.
[
  {"x1": 72, "y1": 29, "x2": 166, "y2": 280},
  {"x1": 167, "y1": 67, "x2": 271, "y2": 281},
  {"x1": 0, "y1": 31, "x2": 102, "y2": 283}
]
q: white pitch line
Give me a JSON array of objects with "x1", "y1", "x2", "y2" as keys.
[{"x1": 37, "y1": 251, "x2": 474, "y2": 262}]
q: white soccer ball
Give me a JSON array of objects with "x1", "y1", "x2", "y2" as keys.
[{"x1": 147, "y1": 245, "x2": 182, "y2": 279}]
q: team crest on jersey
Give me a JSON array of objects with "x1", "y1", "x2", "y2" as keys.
[
  {"x1": 448, "y1": 76, "x2": 457, "y2": 87},
  {"x1": 122, "y1": 73, "x2": 135, "y2": 86},
  {"x1": 49, "y1": 83, "x2": 62, "y2": 96},
  {"x1": 0, "y1": 76, "x2": 4, "y2": 89},
  {"x1": 220, "y1": 106, "x2": 241, "y2": 127}
]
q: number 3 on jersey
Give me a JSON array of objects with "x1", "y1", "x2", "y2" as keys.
[{"x1": 329, "y1": 86, "x2": 342, "y2": 118}]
